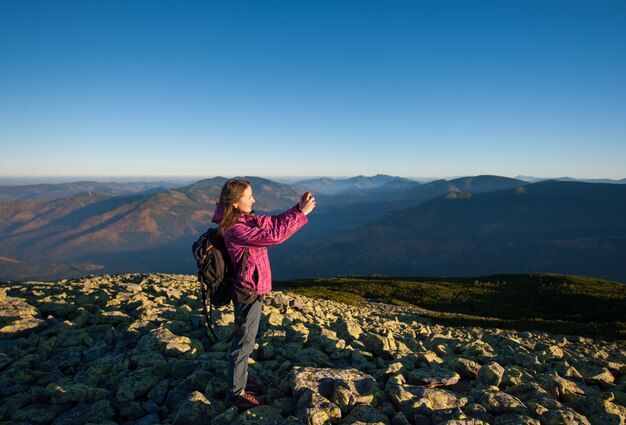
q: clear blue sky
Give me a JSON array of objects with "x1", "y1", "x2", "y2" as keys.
[{"x1": 1, "y1": 0, "x2": 625, "y2": 181}]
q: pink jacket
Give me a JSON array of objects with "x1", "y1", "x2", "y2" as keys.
[{"x1": 212, "y1": 203, "x2": 308, "y2": 295}]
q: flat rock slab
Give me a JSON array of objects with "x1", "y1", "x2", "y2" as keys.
[{"x1": 408, "y1": 367, "x2": 461, "y2": 388}]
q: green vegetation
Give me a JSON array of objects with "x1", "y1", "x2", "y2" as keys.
[{"x1": 277, "y1": 273, "x2": 626, "y2": 342}]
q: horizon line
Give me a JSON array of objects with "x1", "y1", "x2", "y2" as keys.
[{"x1": 0, "y1": 174, "x2": 625, "y2": 185}]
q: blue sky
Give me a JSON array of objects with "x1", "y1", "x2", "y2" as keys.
[{"x1": 1, "y1": 0, "x2": 625, "y2": 181}]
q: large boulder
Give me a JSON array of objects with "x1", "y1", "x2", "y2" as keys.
[{"x1": 291, "y1": 366, "x2": 383, "y2": 412}]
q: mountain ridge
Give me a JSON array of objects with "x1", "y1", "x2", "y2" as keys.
[{"x1": 1, "y1": 176, "x2": 625, "y2": 283}]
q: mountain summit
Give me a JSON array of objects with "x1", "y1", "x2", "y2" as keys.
[{"x1": 1, "y1": 273, "x2": 624, "y2": 424}]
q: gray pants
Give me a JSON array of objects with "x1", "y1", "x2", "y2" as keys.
[{"x1": 227, "y1": 297, "x2": 263, "y2": 399}]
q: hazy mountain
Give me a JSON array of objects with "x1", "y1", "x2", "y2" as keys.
[
  {"x1": 273, "y1": 181, "x2": 626, "y2": 283},
  {"x1": 304, "y1": 175, "x2": 527, "y2": 241},
  {"x1": 1, "y1": 176, "x2": 624, "y2": 283},
  {"x1": 515, "y1": 175, "x2": 626, "y2": 184},
  {"x1": 0, "y1": 181, "x2": 181, "y2": 203},
  {"x1": 0, "y1": 177, "x2": 302, "y2": 280},
  {"x1": 297, "y1": 174, "x2": 415, "y2": 195}
]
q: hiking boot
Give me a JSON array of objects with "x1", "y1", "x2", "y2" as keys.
[
  {"x1": 246, "y1": 375, "x2": 264, "y2": 393},
  {"x1": 231, "y1": 391, "x2": 261, "y2": 411}
]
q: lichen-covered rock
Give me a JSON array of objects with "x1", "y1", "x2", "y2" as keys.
[
  {"x1": 137, "y1": 326, "x2": 203, "y2": 358},
  {"x1": 296, "y1": 389, "x2": 342, "y2": 425},
  {"x1": 51, "y1": 399, "x2": 115, "y2": 425},
  {"x1": 468, "y1": 388, "x2": 529, "y2": 416},
  {"x1": 362, "y1": 331, "x2": 398, "y2": 359},
  {"x1": 463, "y1": 403, "x2": 494, "y2": 423},
  {"x1": 170, "y1": 391, "x2": 215, "y2": 425},
  {"x1": 538, "y1": 407, "x2": 592, "y2": 425},
  {"x1": 447, "y1": 357, "x2": 481, "y2": 379},
  {"x1": 0, "y1": 297, "x2": 46, "y2": 339},
  {"x1": 388, "y1": 383, "x2": 468, "y2": 418},
  {"x1": 293, "y1": 348, "x2": 333, "y2": 367},
  {"x1": 212, "y1": 406, "x2": 239, "y2": 425},
  {"x1": 332, "y1": 373, "x2": 384, "y2": 413},
  {"x1": 568, "y1": 396, "x2": 626, "y2": 425},
  {"x1": 333, "y1": 319, "x2": 363, "y2": 341},
  {"x1": 341, "y1": 404, "x2": 390, "y2": 425},
  {"x1": 3, "y1": 274, "x2": 626, "y2": 425},
  {"x1": 430, "y1": 407, "x2": 472, "y2": 424},
  {"x1": 46, "y1": 382, "x2": 110, "y2": 404},
  {"x1": 575, "y1": 361, "x2": 616, "y2": 387},
  {"x1": 493, "y1": 413, "x2": 540, "y2": 424},
  {"x1": 115, "y1": 368, "x2": 161, "y2": 403},
  {"x1": 407, "y1": 367, "x2": 461, "y2": 388},
  {"x1": 291, "y1": 366, "x2": 382, "y2": 412},
  {"x1": 478, "y1": 361, "x2": 505, "y2": 387},
  {"x1": 10, "y1": 403, "x2": 66, "y2": 425},
  {"x1": 238, "y1": 405, "x2": 286, "y2": 425},
  {"x1": 416, "y1": 351, "x2": 445, "y2": 367}
]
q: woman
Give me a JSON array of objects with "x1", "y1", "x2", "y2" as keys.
[{"x1": 211, "y1": 179, "x2": 316, "y2": 410}]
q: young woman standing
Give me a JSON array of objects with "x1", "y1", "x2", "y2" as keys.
[{"x1": 211, "y1": 179, "x2": 316, "y2": 410}]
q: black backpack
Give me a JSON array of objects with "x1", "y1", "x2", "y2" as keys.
[{"x1": 192, "y1": 227, "x2": 234, "y2": 340}]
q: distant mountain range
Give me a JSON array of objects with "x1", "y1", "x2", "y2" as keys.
[
  {"x1": 273, "y1": 180, "x2": 626, "y2": 283},
  {"x1": 0, "y1": 181, "x2": 182, "y2": 203},
  {"x1": 0, "y1": 175, "x2": 625, "y2": 283},
  {"x1": 515, "y1": 176, "x2": 626, "y2": 184}
]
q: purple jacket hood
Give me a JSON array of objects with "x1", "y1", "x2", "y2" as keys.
[{"x1": 212, "y1": 203, "x2": 224, "y2": 224}]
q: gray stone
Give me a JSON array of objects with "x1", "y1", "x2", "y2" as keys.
[
  {"x1": 362, "y1": 331, "x2": 398, "y2": 359},
  {"x1": 493, "y1": 413, "x2": 540, "y2": 424},
  {"x1": 333, "y1": 319, "x2": 363, "y2": 340},
  {"x1": 137, "y1": 326, "x2": 203, "y2": 358},
  {"x1": 115, "y1": 368, "x2": 161, "y2": 404},
  {"x1": 408, "y1": 367, "x2": 461, "y2": 388},
  {"x1": 468, "y1": 388, "x2": 529, "y2": 416},
  {"x1": 575, "y1": 361, "x2": 616, "y2": 387},
  {"x1": 291, "y1": 366, "x2": 378, "y2": 398},
  {"x1": 51, "y1": 400, "x2": 115, "y2": 425},
  {"x1": 567, "y1": 396, "x2": 626, "y2": 424},
  {"x1": 447, "y1": 357, "x2": 481, "y2": 380},
  {"x1": 538, "y1": 407, "x2": 592, "y2": 425},
  {"x1": 238, "y1": 405, "x2": 286, "y2": 425},
  {"x1": 387, "y1": 383, "x2": 468, "y2": 418},
  {"x1": 430, "y1": 407, "x2": 469, "y2": 425},
  {"x1": 11, "y1": 403, "x2": 66, "y2": 425},
  {"x1": 170, "y1": 391, "x2": 215, "y2": 425},
  {"x1": 133, "y1": 413, "x2": 161, "y2": 425},
  {"x1": 478, "y1": 361, "x2": 505, "y2": 387},
  {"x1": 296, "y1": 389, "x2": 342, "y2": 425},
  {"x1": 212, "y1": 407, "x2": 239, "y2": 425},
  {"x1": 342, "y1": 405, "x2": 390, "y2": 425},
  {"x1": 463, "y1": 403, "x2": 494, "y2": 423}
]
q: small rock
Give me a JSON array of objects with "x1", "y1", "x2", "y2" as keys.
[
  {"x1": 296, "y1": 389, "x2": 342, "y2": 425},
  {"x1": 493, "y1": 413, "x2": 540, "y2": 424},
  {"x1": 342, "y1": 404, "x2": 390, "y2": 425},
  {"x1": 407, "y1": 367, "x2": 461, "y2": 388},
  {"x1": 169, "y1": 390, "x2": 214, "y2": 425},
  {"x1": 538, "y1": 407, "x2": 592, "y2": 425},
  {"x1": 51, "y1": 399, "x2": 115, "y2": 425},
  {"x1": 468, "y1": 388, "x2": 529, "y2": 416},
  {"x1": 238, "y1": 405, "x2": 285, "y2": 425},
  {"x1": 478, "y1": 361, "x2": 505, "y2": 387}
]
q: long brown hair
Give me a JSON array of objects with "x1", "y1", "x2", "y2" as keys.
[{"x1": 218, "y1": 179, "x2": 251, "y2": 236}]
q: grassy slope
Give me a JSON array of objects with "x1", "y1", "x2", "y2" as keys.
[{"x1": 277, "y1": 273, "x2": 626, "y2": 342}]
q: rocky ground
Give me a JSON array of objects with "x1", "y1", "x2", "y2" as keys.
[{"x1": 1, "y1": 273, "x2": 625, "y2": 425}]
